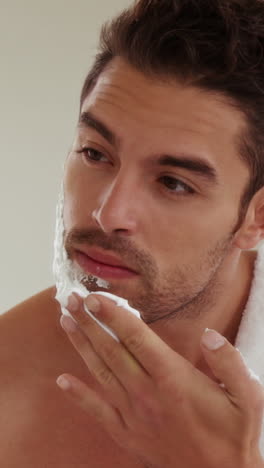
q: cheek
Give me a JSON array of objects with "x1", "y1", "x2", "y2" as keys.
[
  {"x1": 63, "y1": 155, "x2": 96, "y2": 229},
  {"x1": 151, "y1": 200, "x2": 235, "y2": 268}
]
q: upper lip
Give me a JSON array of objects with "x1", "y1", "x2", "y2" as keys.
[{"x1": 74, "y1": 246, "x2": 138, "y2": 273}]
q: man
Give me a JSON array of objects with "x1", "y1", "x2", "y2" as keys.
[{"x1": 2, "y1": 0, "x2": 264, "y2": 466}]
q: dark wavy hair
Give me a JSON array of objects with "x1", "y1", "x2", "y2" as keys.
[{"x1": 80, "y1": 0, "x2": 264, "y2": 226}]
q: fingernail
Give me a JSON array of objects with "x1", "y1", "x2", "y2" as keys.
[
  {"x1": 60, "y1": 315, "x2": 77, "y2": 333},
  {"x1": 85, "y1": 295, "x2": 101, "y2": 314},
  {"x1": 56, "y1": 375, "x2": 71, "y2": 390},
  {"x1": 202, "y1": 328, "x2": 226, "y2": 350},
  {"x1": 67, "y1": 294, "x2": 79, "y2": 312}
]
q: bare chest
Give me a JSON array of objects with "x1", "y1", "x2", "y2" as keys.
[{"x1": 0, "y1": 384, "x2": 142, "y2": 468}]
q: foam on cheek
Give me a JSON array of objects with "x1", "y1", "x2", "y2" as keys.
[{"x1": 52, "y1": 183, "x2": 141, "y2": 341}]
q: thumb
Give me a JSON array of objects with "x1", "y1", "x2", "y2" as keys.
[{"x1": 200, "y1": 328, "x2": 263, "y2": 406}]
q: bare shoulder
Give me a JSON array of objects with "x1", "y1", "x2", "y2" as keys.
[
  {"x1": 0, "y1": 286, "x2": 64, "y2": 382},
  {"x1": 0, "y1": 285, "x2": 59, "y2": 347},
  {"x1": 1, "y1": 285, "x2": 59, "y2": 324},
  {"x1": 0, "y1": 288, "x2": 143, "y2": 467}
]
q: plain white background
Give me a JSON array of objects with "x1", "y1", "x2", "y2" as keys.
[{"x1": 0, "y1": 0, "x2": 131, "y2": 312}]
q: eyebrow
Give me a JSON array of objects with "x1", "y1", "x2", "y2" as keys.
[
  {"x1": 78, "y1": 110, "x2": 219, "y2": 185},
  {"x1": 79, "y1": 111, "x2": 120, "y2": 148},
  {"x1": 153, "y1": 155, "x2": 218, "y2": 185}
]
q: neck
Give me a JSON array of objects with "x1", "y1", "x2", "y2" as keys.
[{"x1": 149, "y1": 249, "x2": 257, "y2": 379}]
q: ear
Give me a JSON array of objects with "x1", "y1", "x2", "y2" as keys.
[{"x1": 233, "y1": 187, "x2": 264, "y2": 250}]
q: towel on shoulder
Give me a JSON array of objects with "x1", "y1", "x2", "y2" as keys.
[{"x1": 235, "y1": 242, "x2": 264, "y2": 457}]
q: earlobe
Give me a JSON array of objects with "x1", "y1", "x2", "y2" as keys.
[
  {"x1": 233, "y1": 194, "x2": 264, "y2": 250},
  {"x1": 234, "y1": 232, "x2": 261, "y2": 251}
]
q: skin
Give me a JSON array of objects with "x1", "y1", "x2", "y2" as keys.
[
  {"x1": 1, "y1": 56, "x2": 264, "y2": 466},
  {"x1": 51, "y1": 55, "x2": 264, "y2": 466},
  {"x1": 58, "y1": 291, "x2": 264, "y2": 467},
  {"x1": 63, "y1": 56, "x2": 264, "y2": 377}
]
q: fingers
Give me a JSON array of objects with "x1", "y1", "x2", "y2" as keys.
[
  {"x1": 60, "y1": 313, "x2": 131, "y2": 415},
  {"x1": 201, "y1": 328, "x2": 264, "y2": 414},
  {"x1": 56, "y1": 373, "x2": 127, "y2": 436},
  {"x1": 82, "y1": 293, "x2": 193, "y2": 383},
  {"x1": 61, "y1": 294, "x2": 154, "y2": 401}
]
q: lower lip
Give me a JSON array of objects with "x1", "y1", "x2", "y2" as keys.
[{"x1": 74, "y1": 251, "x2": 138, "y2": 280}]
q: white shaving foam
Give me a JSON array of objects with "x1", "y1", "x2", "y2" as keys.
[{"x1": 52, "y1": 181, "x2": 141, "y2": 341}]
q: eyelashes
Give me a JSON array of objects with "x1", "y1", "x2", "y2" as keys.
[
  {"x1": 158, "y1": 175, "x2": 195, "y2": 194},
  {"x1": 76, "y1": 147, "x2": 108, "y2": 163},
  {"x1": 76, "y1": 146, "x2": 195, "y2": 196}
]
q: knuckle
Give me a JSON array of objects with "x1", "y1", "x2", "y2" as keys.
[
  {"x1": 94, "y1": 365, "x2": 113, "y2": 386},
  {"x1": 133, "y1": 389, "x2": 163, "y2": 425},
  {"x1": 88, "y1": 400, "x2": 105, "y2": 425},
  {"x1": 124, "y1": 331, "x2": 145, "y2": 353},
  {"x1": 160, "y1": 372, "x2": 186, "y2": 404},
  {"x1": 101, "y1": 343, "x2": 119, "y2": 366},
  {"x1": 133, "y1": 382, "x2": 158, "y2": 411}
]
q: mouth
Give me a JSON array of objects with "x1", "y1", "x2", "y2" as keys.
[{"x1": 73, "y1": 249, "x2": 139, "y2": 280}]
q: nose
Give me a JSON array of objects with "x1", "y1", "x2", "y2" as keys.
[{"x1": 91, "y1": 172, "x2": 140, "y2": 235}]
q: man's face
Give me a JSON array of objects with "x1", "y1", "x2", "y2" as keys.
[{"x1": 62, "y1": 58, "x2": 250, "y2": 323}]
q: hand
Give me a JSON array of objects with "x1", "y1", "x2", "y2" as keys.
[{"x1": 57, "y1": 293, "x2": 264, "y2": 468}]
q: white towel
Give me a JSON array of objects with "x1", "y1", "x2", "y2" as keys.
[{"x1": 235, "y1": 243, "x2": 264, "y2": 457}]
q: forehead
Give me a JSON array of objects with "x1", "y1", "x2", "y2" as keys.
[{"x1": 80, "y1": 58, "x2": 248, "y2": 179}]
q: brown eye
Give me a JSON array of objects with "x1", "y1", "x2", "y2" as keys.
[
  {"x1": 159, "y1": 176, "x2": 195, "y2": 195},
  {"x1": 78, "y1": 147, "x2": 108, "y2": 163}
]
